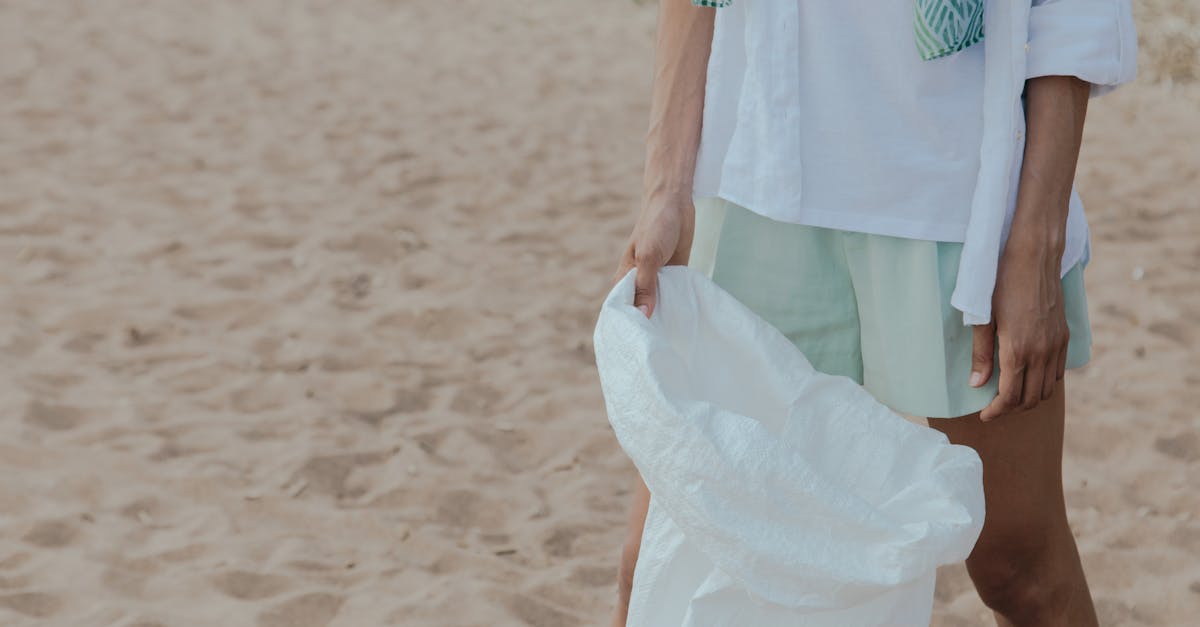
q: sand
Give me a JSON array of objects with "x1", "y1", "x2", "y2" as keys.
[{"x1": 0, "y1": 1, "x2": 1196, "y2": 625}]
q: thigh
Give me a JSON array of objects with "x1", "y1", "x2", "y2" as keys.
[
  {"x1": 926, "y1": 382, "x2": 1072, "y2": 556},
  {"x1": 689, "y1": 198, "x2": 863, "y2": 381}
]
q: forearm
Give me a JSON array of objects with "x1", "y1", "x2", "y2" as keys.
[
  {"x1": 642, "y1": 0, "x2": 714, "y2": 204},
  {"x1": 1007, "y1": 75, "x2": 1091, "y2": 268}
]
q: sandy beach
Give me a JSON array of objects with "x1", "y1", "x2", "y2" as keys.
[{"x1": 0, "y1": 1, "x2": 1197, "y2": 625}]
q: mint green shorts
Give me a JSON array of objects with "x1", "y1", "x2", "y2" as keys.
[{"x1": 688, "y1": 198, "x2": 1092, "y2": 419}]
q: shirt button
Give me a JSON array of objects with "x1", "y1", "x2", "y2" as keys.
[
  {"x1": 1024, "y1": 42, "x2": 1031, "y2": 53},
  {"x1": 1016, "y1": 130, "x2": 1024, "y2": 140}
]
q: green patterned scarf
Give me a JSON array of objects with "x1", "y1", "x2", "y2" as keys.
[{"x1": 692, "y1": 0, "x2": 984, "y2": 61}]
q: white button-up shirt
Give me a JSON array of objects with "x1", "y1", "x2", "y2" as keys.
[
  {"x1": 696, "y1": 0, "x2": 990, "y2": 243},
  {"x1": 692, "y1": 0, "x2": 1138, "y2": 326}
]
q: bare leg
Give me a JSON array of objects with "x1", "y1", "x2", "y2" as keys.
[
  {"x1": 608, "y1": 475, "x2": 651, "y2": 627},
  {"x1": 928, "y1": 381, "x2": 1097, "y2": 626}
]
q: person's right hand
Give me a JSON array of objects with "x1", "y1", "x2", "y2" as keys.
[{"x1": 612, "y1": 191, "x2": 695, "y2": 319}]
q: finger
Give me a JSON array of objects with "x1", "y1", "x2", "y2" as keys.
[
  {"x1": 969, "y1": 323, "x2": 996, "y2": 388},
  {"x1": 1055, "y1": 334, "x2": 1069, "y2": 382},
  {"x1": 633, "y1": 260, "x2": 659, "y2": 319},
  {"x1": 612, "y1": 263, "x2": 633, "y2": 288},
  {"x1": 1042, "y1": 347, "x2": 1061, "y2": 400},
  {"x1": 612, "y1": 262, "x2": 635, "y2": 288},
  {"x1": 612, "y1": 242, "x2": 636, "y2": 286},
  {"x1": 1022, "y1": 361, "x2": 1046, "y2": 410},
  {"x1": 980, "y1": 352, "x2": 1024, "y2": 422}
]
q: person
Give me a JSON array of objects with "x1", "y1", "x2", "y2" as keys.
[{"x1": 608, "y1": 1, "x2": 1137, "y2": 626}]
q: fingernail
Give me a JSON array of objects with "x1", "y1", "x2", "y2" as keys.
[
  {"x1": 969, "y1": 371, "x2": 984, "y2": 387},
  {"x1": 637, "y1": 304, "x2": 649, "y2": 318}
]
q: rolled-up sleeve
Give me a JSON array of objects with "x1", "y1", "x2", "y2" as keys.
[{"x1": 1026, "y1": 0, "x2": 1138, "y2": 97}]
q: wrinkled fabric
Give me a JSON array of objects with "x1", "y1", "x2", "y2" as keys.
[
  {"x1": 594, "y1": 267, "x2": 986, "y2": 626},
  {"x1": 693, "y1": 0, "x2": 1138, "y2": 326},
  {"x1": 689, "y1": 0, "x2": 985, "y2": 61},
  {"x1": 697, "y1": 0, "x2": 989, "y2": 245}
]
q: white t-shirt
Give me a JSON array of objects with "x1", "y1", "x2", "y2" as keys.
[{"x1": 694, "y1": 1, "x2": 987, "y2": 242}]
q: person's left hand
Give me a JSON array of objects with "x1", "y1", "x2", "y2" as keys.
[{"x1": 969, "y1": 242, "x2": 1069, "y2": 422}]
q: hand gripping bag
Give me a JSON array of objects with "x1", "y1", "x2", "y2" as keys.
[{"x1": 594, "y1": 267, "x2": 986, "y2": 627}]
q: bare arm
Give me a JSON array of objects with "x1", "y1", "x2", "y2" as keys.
[
  {"x1": 610, "y1": 3, "x2": 714, "y2": 625},
  {"x1": 971, "y1": 75, "x2": 1091, "y2": 420},
  {"x1": 1009, "y1": 76, "x2": 1090, "y2": 263},
  {"x1": 612, "y1": 0, "x2": 714, "y2": 317},
  {"x1": 641, "y1": 0, "x2": 714, "y2": 220}
]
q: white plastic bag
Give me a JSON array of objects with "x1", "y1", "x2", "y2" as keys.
[{"x1": 594, "y1": 267, "x2": 985, "y2": 627}]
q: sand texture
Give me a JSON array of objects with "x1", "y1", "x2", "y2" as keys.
[{"x1": 0, "y1": 1, "x2": 1197, "y2": 625}]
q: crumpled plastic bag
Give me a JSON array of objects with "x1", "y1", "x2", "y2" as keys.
[{"x1": 594, "y1": 267, "x2": 986, "y2": 627}]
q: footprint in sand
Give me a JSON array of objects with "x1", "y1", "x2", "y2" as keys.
[
  {"x1": 101, "y1": 555, "x2": 161, "y2": 598},
  {"x1": 0, "y1": 591, "x2": 63, "y2": 619},
  {"x1": 241, "y1": 231, "x2": 298, "y2": 252},
  {"x1": 21, "y1": 519, "x2": 78, "y2": 548},
  {"x1": 1154, "y1": 431, "x2": 1199, "y2": 462},
  {"x1": 448, "y1": 380, "x2": 503, "y2": 416},
  {"x1": 1169, "y1": 524, "x2": 1200, "y2": 552},
  {"x1": 172, "y1": 299, "x2": 264, "y2": 328},
  {"x1": 323, "y1": 230, "x2": 418, "y2": 264},
  {"x1": 347, "y1": 386, "x2": 433, "y2": 428},
  {"x1": 371, "y1": 308, "x2": 468, "y2": 343},
  {"x1": 541, "y1": 524, "x2": 607, "y2": 560},
  {"x1": 410, "y1": 427, "x2": 451, "y2": 458},
  {"x1": 434, "y1": 488, "x2": 491, "y2": 528},
  {"x1": 214, "y1": 272, "x2": 262, "y2": 292},
  {"x1": 230, "y1": 378, "x2": 295, "y2": 414},
  {"x1": 23, "y1": 400, "x2": 84, "y2": 431},
  {"x1": 331, "y1": 273, "x2": 374, "y2": 309},
  {"x1": 26, "y1": 372, "x2": 84, "y2": 389},
  {"x1": 211, "y1": 570, "x2": 292, "y2": 601},
  {"x1": 62, "y1": 331, "x2": 106, "y2": 354},
  {"x1": 289, "y1": 451, "x2": 391, "y2": 500},
  {"x1": 504, "y1": 593, "x2": 582, "y2": 627},
  {"x1": 567, "y1": 564, "x2": 616, "y2": 588},
  {"x1": 1147, "y1": 320, "x2": 1192, "y2": 347},
  {"x1": 0, "y1": 553, "x2": 31, "y2": 572},
  {"x1": 0, "y1": 574, "x2": 32, "y2": 590},
  {"x1": 120, "y1": 496, "x2": 164, "y2": 523},
  {"x1": 255, "y1": 592, "x2": 344, "y2": 627}
]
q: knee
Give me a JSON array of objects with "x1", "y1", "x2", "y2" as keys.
[{"x1": 966, "y1": 535, "x2": 1073, "y2": 620}]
